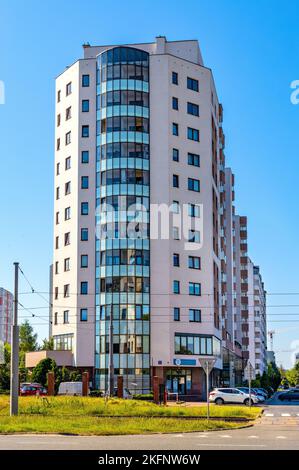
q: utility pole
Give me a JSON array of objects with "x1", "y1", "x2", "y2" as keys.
[
  {"x1": 10, "y1": 262, "x2": 19, "y2": 416},
  {"x1": 108, "y1": 309, "x2": 114, "y2": 397}
]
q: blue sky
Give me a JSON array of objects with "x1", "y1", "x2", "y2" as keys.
[{"x1": 0, "y1": 0, "x2": 299, "y2": 368}]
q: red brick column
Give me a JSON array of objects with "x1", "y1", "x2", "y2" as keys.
[
  {"x1": 47, "y1": 371, "x2": 55, "y2": 396},
  {"x1": 153, "y1": 376, "x2": 159, "y2": 404},
  {"x1": 82, "y1": 371, "x2": 89, "y2": 396},
  {"x1": 117, "y1": 376, "x2": 123, "y2": 398}
]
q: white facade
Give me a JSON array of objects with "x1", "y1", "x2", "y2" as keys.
[
  {"x1": 51, "y1": 36, "x2": 266, "y2": 395},
  {"x1": 0, "y1": 288, "x2": 13, "y2": 344}
]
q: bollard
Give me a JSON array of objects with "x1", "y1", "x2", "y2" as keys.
[
  {"x1": 153, "y1": 376, "x2": 159, "y2": 404},
  {"x1": 117, "y1": 375, "x2": 123, "y2": 398},
  {"x1": 82, "y1": 371, "x2": 89, "y2": 396},
  {"x1": 47, "y1": 371, "x2": 55, "y2": 396}
]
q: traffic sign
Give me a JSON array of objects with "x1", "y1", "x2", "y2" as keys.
[{"x1": 198, "y1": 357, "x2": 217, "y2": 375}]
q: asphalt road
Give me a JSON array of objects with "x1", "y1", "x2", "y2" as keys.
[{"x1": 0, "y1": 393, "x2": 298, "y2": 450}]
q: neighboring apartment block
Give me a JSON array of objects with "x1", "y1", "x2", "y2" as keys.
[
  {"x1": 0, "y1": 288, "x2": 13, "y2": 344},
  {"x1": 50, "y1": 36, "x2": 267, "y2": 396}
]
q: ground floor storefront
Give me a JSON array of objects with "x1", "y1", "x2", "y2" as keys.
[{"x1": 152, "y1": 366, "x2": 221, "y2": 401}]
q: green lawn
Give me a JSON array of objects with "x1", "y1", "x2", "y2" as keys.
[
  {"x1": 0, "y1": 416, "x2": 246, "y2": 435},
  {"x1": 0, "y1": 396, "x2": 261, "y2": 435}
]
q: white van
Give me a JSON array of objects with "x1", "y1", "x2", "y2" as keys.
[{"x1": 58, "y1": 381, "x2": 84, "y2": 396}]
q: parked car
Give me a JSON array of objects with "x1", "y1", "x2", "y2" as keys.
[
  {"x1": 58, "y1": 381, "x2": 84, "y2": 396},
  {"x1": 209, "y1": 388, "x2": 260, "y2": 406},
  {"x1": 252, "y1": 388, "x2": 268, "y2": 399},
  {"x1": 20, "y1": 384, "x2": 47, "y2": 396},
  {"x1": 236, "y1": 387, "x2": 265, "y2": 403},
  {"x1": 278, "y1": 389, "x2": 299, "y2": 401}
]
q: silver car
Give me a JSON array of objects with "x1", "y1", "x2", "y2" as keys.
[{"x1": 209, "y1": 387, "x2": 260, "y2": 406}]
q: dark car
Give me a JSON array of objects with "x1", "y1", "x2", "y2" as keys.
[{"x1": 278, "y1": 389, "x2": 299, "y2": 401}]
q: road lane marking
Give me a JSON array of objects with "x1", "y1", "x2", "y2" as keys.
[
  {"x1": 220, "y1": 435, "x2": 232, "y2": 438},
  {"x1": 174, "y1": 434, "x2": 184, "y2": 437},
  {"x1": 281, "y1": 413, "x2": 290, "y2": 417},
  {"x1": 196, "y1": 444, "x2": 266, "y2": 448},
  {"x1": 248, "y1": 435, "x2": 259, "y2": 439},
  {"x1": 197, "y1": 435, "x2": 209, "y2": 438},
  {"x1": 265, "y1": 413, "x2": 274, "y2": 416},
  {"x1": 276, "y1": 436, "x2": 287, "y2": 439}
]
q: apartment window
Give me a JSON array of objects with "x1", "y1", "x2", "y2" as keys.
[
  {"x1": 64, "y1": 284, "x2": 70, "y2": 298},
  {"x1": 57, "y1": 90, "x2": 61, "y2": 102},
  {"x1": 173, "y1": 226, "x2": 180, "y2": 240},
  {"x1": 172, "y1": 123, "x2": 179, "y2": 136},
  {"x1": 188, "y1": 152, "x2": 200, "y2": 167},
  {"x1": 57, "y1": 114, "x2": 61, "y2": 127},
  {"x1": 64, "y1": 258, "x2": 70, "y2": 272},
  {"x1": 188, "y1": 230, "x2": 200, "y2": 243},
  {"x1": 63, "y1": 310, "x2": 69, "y2": 324},
  {"x1": 188, "y1": 203, "x2": 200, "y2": 218},
  {"x1": 56, "y1": 212, "x2": 59, "y2": 225},
  {"x1": 56, "y1": 138, "x2": 61, "y2": 151},
  {"x1": 173, "y1": 174, "x2": 179, "y2": 188},
  {"x1": 172, "y1": 71, "x2": 178, "y2": 85},
  {"x1": 55, "y1": 261, "x2": 59, "y2": 275},
  {"x1": 81, "y1": 151, "x2": 89, "y2": 164},
  {"x1": 187, "y1": 127, "x2": 199, "y2": 141},
  {"x1": 55, "y1": 287, "x2": 58, "y2": 300},
  {"x1": 56, "y1": 187, "x2": 60, "y2": 200},
  {"x1": 82, "y1": 99, "x2": 89, "y2": 112},
  {"x1": 66, "y1": 82, "x2": 72, "y2": 96},
  {"x1": 66, "y1": 106, "x2": 72, "y2": 120},
  {"x1": 188, "y1": 256, "x2": 201, "y2": 269},
  {"x1": 80, "y1": 308, "x2": 88, "y2": 321},
  {"x1": 187, "y1": 102, "x2": 199, "y2": 116},
  {"x1": 173, "y1": 253, "x2": 180, "y2": 267},
  {"x1": 56, "y1": 162, "x2": 60, "y2": 175},
  {"x1": 173, "y1": 280, "x2": 180, "y2": 294},
  {"x1": 81, "y1": 282, "x2": 88, "y2": 295},
  {"x1": 82, "y1": 74, "x2": 90, "y2": 87},
  {"x1": 81, "y1": 228, "x2": 88, "y2": 241},
  {"x1": 81, "y1": 202, "x2": 89, "y2": 215},
  {"x1": 82, "y1": 125, "x2": 89, "y2": 138},
  {"x1": 172, "y1": 97, "x2": 178, "y2": 110},
  {"x1": 81, "y1": 254, "x2": 88, "y2": 268},
  {"x1": 172, "y1": 148, "x2": 179, "y2": 162},
  {"x1": 189, "y1": 282, "x2": 201, "y2": 296},
  {"x1": 187, "y1": 77, "x2": 199, "y2": 92},
  {"x1": 172, "y1": 200, "x2": 180, "y2": 214},
  {"x1": 65, "y1": 156, "x2": 71, "y2": 170},
  {"x1": 173, "y1": 307, "x2": 180, "y2": 321},
  {"x1": 65, "y1": 182, "x2": 71, "y2": 195},
  {"x1": 188, "y1": 178, "x2": 200, "y2": 192},
  {"x1": 65, "y1": 207, "x2": 71, "y2": 220},
  {"x1": 81, "y1": 176, "x2": 89, "y2": 189},
  {"x1": 54, "y1": 312, "x2": 58, "y2": 325},
  {"x1": 64, "y1": 232, "x2": 70, "y2": 246},
  {"x1": 55, "y1": 236, "x2": 59, "y2": 249},
  {"x1": 189, "y1": 309, "x2": 201, "y2": 322},
  {"x1": 65, "y1": 131, "x2": 71, "y2": 145}
]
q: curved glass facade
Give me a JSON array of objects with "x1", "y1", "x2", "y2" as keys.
[{"x1": 95, "y1": 47, "x2": 150, "y2": 393}]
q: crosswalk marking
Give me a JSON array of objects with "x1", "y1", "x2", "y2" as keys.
[{"x1": 281, "y1": 413, "x2": 290, "y2": 417}]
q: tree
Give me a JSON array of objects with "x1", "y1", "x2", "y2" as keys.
[
  {"x1": 31, "y1": 358, "x2": 58, "y2": 387},
  {"x1": 0, "y1": 343, "x2": 11, "y2": 391},
  {"x1": 19, "y1": 320, "x2": 38, "y2": 353},
  {"x1": 285, "y1": 362, "x2": 299, "y2": 386},
  {"x1": 41, "y1": 337, "x2": 54, "y2": 351}
]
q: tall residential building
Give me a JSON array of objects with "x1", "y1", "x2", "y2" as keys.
[
  {"x1": 252, "y1": 265, "x2": 267, "y2": 376},
  {"x1": 51, "y1": 36, "x2": 225, "y2": 397},
  {"x1": 0, "y1": 288, "x2": 13, "y2": 344}
]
